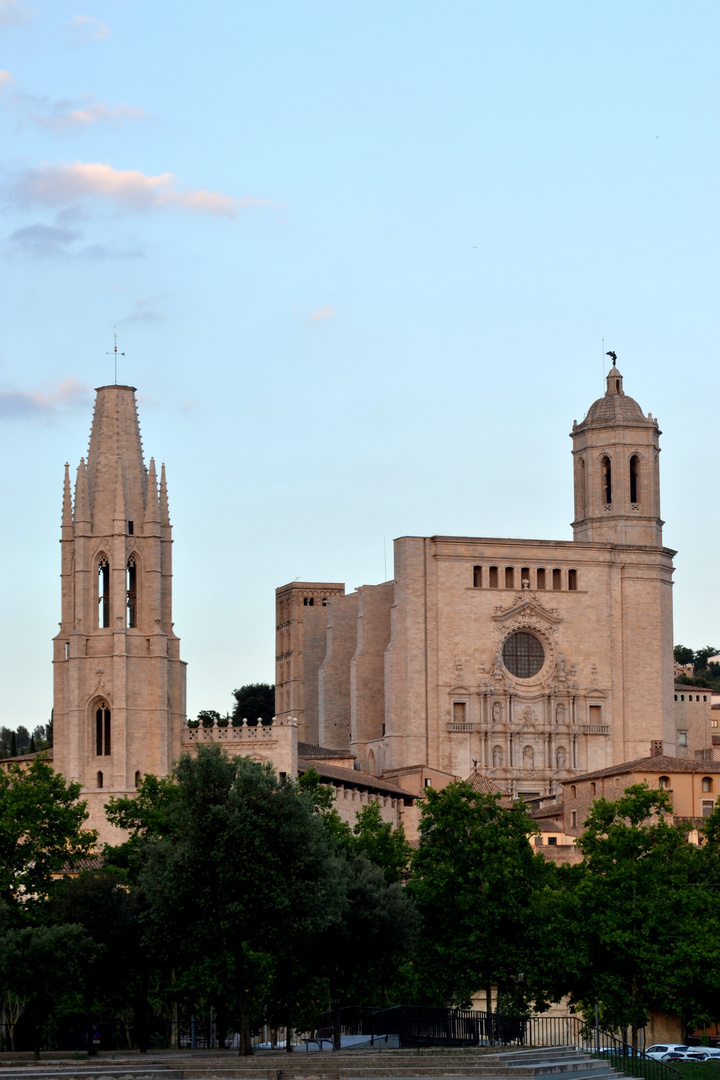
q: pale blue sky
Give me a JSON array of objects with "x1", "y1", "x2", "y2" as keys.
[{"x1": 1, "y1": 0, "x2": 718, "y2": 729}]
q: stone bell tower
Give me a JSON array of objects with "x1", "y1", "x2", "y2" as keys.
[
  {"x1": 571, "y1": 364, "x2": 663, "y2": 546},
  {"x1": 53, "y1": 385, "x2": 186, "y2": 841}
]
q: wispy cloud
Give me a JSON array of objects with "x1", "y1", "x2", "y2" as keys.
[
  {"x1": 0, "y1": 0, "x2": 35, "y2": 26},
  {"x1": 8, "y1": 222, "x2": 80, "y2": 255},
  {"x1": 309, "y1": 305, "x2": 337, "y2": 322},
  {"x1": 67, "y1": 14, "x2": 109, "y2": 43},
  {"x1": 0, "y1": 71, "x2": 145, "y2": 133},
  {"x1": 118, "y1": 294, "x2": 167, "y2": 324},
  {"x1": 33, "y1": 97, "x2": 147, "y2": 133},
  {"x1": 0, "y1": 377, "x2": 91, "y2": 421},
  {"x1": 6, "y1": 217, "x2": 144, "y2": 259},
  {"x1": 8, "y1": 161, "x2": 273, "y2": 218}
]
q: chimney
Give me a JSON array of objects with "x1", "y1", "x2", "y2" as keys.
[{"x1": 650, "y1": 740, "x2": 663, "y2": 758}]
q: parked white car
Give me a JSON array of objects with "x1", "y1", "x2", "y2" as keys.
[{"x1": 646, "y1": 1045, "x2": 689, "y2": 1060}]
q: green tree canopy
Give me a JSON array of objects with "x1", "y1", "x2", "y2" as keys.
[
  {"x1": 107, "y1": 744, "x2": 344, "y2": 1055},
  {"x1": 0, "y1": 755, "x2": 96, "y2": 912},
  {"x1": 408, "y1": 782, "x2": 549, "y2": 1010},
  {"x1": 564, "y1": 784, "x2": 719, "y2": 1045},
  {"x1": 232, "y1": 683, "x2": 275, "y2": 724}
]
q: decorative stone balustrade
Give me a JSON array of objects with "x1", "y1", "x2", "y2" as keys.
[{"x1": 181, "y1": 716, "x2": 298, "y2": 777}]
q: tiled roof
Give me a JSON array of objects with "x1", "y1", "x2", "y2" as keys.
[
  {"x1": 464, "y1": 769, "x2": 508, "y2": 796},
  {"x1": 298, "y1": 757, "x2": 415, "y2": 799},
  {"x1": 298, "y1": 741, "x2": 356, "y2": 760},
  {"x1": 560, "y1": 754, "x2": 720, "y2": 784},
  {"x1": 0, "y1": 748, "x2": 53, "y2": 763},
  {"x1": 536, "y1": 820, "x2": 563, "y2": 832}
]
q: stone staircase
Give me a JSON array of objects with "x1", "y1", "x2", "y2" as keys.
[{"x1": 0, "y1": 1046, "x2": 632, "y2": 1080}]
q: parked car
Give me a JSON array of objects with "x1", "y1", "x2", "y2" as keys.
[
  {"x1": 680, "y1": 1051, "x2": 715, "y2": 1061},
  {"x1": 646, "y1": 1045, "x2": 690, "y2": 1061}
]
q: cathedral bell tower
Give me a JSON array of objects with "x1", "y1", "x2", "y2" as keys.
[
  {"x1": 53, "y1": 385, "x2": 186, "y2": 841},
  {"x1": 571, "y1": 365, "x2": 663, "y2": 546}
]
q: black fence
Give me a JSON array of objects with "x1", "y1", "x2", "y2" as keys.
[{"x1": 315, "y1": 1005, "x2": 679, "y2": 1080}]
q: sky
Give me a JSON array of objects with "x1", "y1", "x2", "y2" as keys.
[{"x1": 1, "y1": 0, "x2": 719, "y2": 731}]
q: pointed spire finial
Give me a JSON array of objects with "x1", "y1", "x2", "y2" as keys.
[
  {"x1": 144, "y1": 457, "x2": 160, "y2": 524},
  {"x1": 74, "y1": 457, "x2": 90, "y2": 527},
  {"x1": 62, "y1": 463, "x2": 72, "y2": 529},
  {"x1": 159, "y1": 463, "x2": 170, "y2": 526}
]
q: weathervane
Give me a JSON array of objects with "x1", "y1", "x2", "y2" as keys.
[{"x1": 106, "y1": 326, "x2": 125, "y2": 385}]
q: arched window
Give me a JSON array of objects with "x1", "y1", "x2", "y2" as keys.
[
  {"x1": 126, "y1": 555, "x2": 137, "y2": 628},
  {"x1": 702, "y1": 777, "x2": 713, "y2": 793},
  {"x1": 630, "y1": 455, "x2": 640, "y2": 504},
  {"x1": 98, "y1": 556, "x2": 109, "y2": 628},
  {"x1": 658, "y1": 775, "x2": 670, "y2": 789},
  {"x1": 601, "y1": 456, "x2": 612, "y2": 505},
  {"x1": 570, "y1": 785, "x2": 577, "y2": 798},
  {"x1": 473, "y1": 565, "x2": 482, "y2": 588},
  {"x1": 97, "y1": 771, "x2": 103, "y2": 789},
  {"x1": 489, "y1": 566, "x2": 498, "y2": 588},
  {"x1": 578, "y1": 457, "x2": 587, "y2": 516},
  {"x1": 568, "y1": 569, "x2": 578, "y2": 590},
  {"x1": 96, "y1": 702, "x2": 111, "y2": 756},
  {"x1": 590, "y1": 782, "x2": 596, "y2": 795},
  {"x1": 521, "y1": 567, "x2": 530, "y2": 588},
  {"x1": 536, "y1": 568, "x2": 546, "y2": 590},
  {"x1": 552, "y1": 568, "x2": 562, "y2": 590},
  {"x1": 135, "y1": 770, "x2": 142, "y2": 788},
  {"x1": 505, "y1": 567, "x2": 514, "y2": 589}
]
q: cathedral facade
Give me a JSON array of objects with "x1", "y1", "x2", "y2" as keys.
[
  {"x1": 275, "y1": 367, "x2": 677, "y2": 798},
  {"x1": 52, "y1": 385, "x2": 186, "y2": 840}
]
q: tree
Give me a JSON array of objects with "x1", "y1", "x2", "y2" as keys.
[
  {"x1": 674, "y1": 644, "x2": 695, "y2": 666},
  {"x1": 565, "y1": 784, "x2": 716, "y2": 1047},
  {"x1": 48, "y1": 869, "x2": 145, "y2": 1051},
  {"x1": 232, "y1": 683, "x2": 275, "y2": 724},
  {"x1": 347, "y1": 802, "x2": 412, "y2": 885},
  {"x1": 0, "y1": 923, "x2": 94, "y2": 1057},
  {"x1": 107, "y1": 745, "x2": 344, "y2": 1055},
  {"x1": 0, "y1": 755, "x2": 96, "y2": 912},
  {"x1": 694, "y1": 646, "x2": 718, "y2": 672},
  {"x1": 407, "y1": 782, "x2": 548, "y2": 1010}
]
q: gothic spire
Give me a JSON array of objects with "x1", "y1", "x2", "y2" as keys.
[
  {"x1": 144, "y1": 457, "x2": 160, "y2": 525},
  {"x1": 86, "y1": 385, "x2": 146, "y2": 535},
  {"x1": 74, "y1": 457, "x2": 90, "y2": 529},
  {"x1": 62, "y1": 463, "x2": 72, "y2": 533},
  {"x1": 159, "y1": 463, "x2": 170, "y2": 527}
]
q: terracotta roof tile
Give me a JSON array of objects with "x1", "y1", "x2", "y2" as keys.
[
  {"x1": 298, "y1": 757, "x2": 415, "y2": 799},
  {"x1": 560, "y1": 754, "x2": 720, "y2": 784}
]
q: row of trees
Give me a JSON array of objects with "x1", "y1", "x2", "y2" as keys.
[
  {"x1": 4, "y1": 746, "x2": 720, "y2": 1056},
  {"x1": 0, "y1": 721, "x2": 52, "y2": 758},
  {"x1": 674, "y1": 644, "x2": 720, "y2": 689}
]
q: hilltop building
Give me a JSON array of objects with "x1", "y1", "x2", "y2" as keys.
[{"x1": 275, "y1": 366, "x2": 678, "y2": 799}]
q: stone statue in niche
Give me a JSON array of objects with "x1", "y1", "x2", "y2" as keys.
[
  {"x1": 492, "y1": 701, "x2": 503, "y2": 722},
  {"x1": 492, "y1": 745, "x2": 503, "y2": 767},
  {"x1": 556, "y1": 746, "x2": 567, "y2": 769},
  {"x1": 522, "y1": 705, "x2": 534, "y2": 725},
  {"x1": 556, "y1": 702, "x2": 566, "y2": 724},
  {"x1": 523, "y1": 745, "x2": 534, "y2": 769}
]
